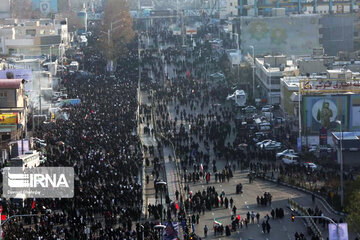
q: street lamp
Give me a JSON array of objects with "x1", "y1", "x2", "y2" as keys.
[
  {"x1": 249, "y1": 45, "x2": 255, "y2": 99},
  {"x1": 156, "y1": 180, "x2": 167, "y2": 223},
  {"x1": 298, "y1": 80, "x2": 302, "y2": 151},
  {"x1": 49, "y1": 44, "x2": 55, "y2": 62},
  {"x1": 154, "y1": 224, "x2": 166, "y2": 240},
  {"x1": 335, "y1": 120, "x2": 344, "y2": 209}
]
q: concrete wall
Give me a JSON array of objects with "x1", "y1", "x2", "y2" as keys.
[
  {"x1": 0, "y1": 0, "x2": 10, "y2": 18},
  {"x1": 298, "y1": 59, "x2": 327, "y2": 74},
  {"x1": 240, "y1": 14, "x2": 321, "y2": 56},
  {"x1": 319, "y1": 14, "x2": 354, "y2": 56}
]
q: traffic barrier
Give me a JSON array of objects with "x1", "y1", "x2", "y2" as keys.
[{"x1": 288, "y1": 198, "x2": 323, "y2": 240}]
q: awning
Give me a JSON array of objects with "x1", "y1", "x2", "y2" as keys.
[{"x1": 0, "y1": 128, "x2": 14, "y2": 133}]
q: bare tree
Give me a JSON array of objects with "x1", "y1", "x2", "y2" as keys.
[{"x1": 100, "y1": 0, "x2": 135, "y2": 60}]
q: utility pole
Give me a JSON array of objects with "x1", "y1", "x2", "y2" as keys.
[{"x1": 336, "y1": 120, "x2": 344, "y2": 209}]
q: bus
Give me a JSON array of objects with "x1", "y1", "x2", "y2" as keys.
[{"x1": 10, "y1": 150, "x2": 40, "y2": 168}]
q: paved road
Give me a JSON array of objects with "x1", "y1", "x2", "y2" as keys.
[{"x1": 138, "y1": 32, "x2": 351, "y2": 239}]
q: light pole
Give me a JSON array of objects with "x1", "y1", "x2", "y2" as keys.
[
  {"x1": 292, "y1": 214, "x2": 341, "y2": 240},
  {"x1": 249, "y1": 45, "x2": 255, "y2": 99},
  {"x1": 140, "y1": 224, "x2": 145, "y2": 240},
  {"x1": 49, "y1": 45, "x2": 54, "y2": 62},
  {"x1": 336, "y1": 120, "x2": 344, "y2": 209},
  {"x1": 156, "y1": 180, "x2": 167, "y2": 223},
  {"x1": 154, "y1": 224, "x2": 166, "y2": 240},
  {"x1": 298, "y1": 80, "x2": 302, "y2": 151}
]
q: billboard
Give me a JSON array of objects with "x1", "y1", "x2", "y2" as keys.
[
  {"x1": 240, "y1": 15, "x2": 320, "y2": 55},
  {"x1": 0, "y1": 113, "x2": 18, "y2": 125},
  {"x1": 350, "y1": 95, "x2": 360, "y2": 131},
  {"x1": 319, "y1": 14, "x2": 354, "y2": 56},
  {"x1": 32, "y1": 0, "x2": 58, "y2": 14},
  {"x1": 300, "y1": 79, "x2": 360, "y2": 94},
  {"x1": 302, "y1": 95, "x2": 347, "y2": 134},
  {"x1": 0, "y1": 69, "x2": 32, "y2": 82}
]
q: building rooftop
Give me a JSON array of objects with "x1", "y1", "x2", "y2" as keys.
[{"x1": 256, "y1": 58, "x2": 298, "y2": 73}]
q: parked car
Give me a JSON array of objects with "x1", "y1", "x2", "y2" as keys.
[
  {"x1": 253, "y1": 132, "x2": 270, "y2": 142},
  {"x1": 304, "y1": 162, "x2": 318, "y2": 170},
  {"x1": 243, "y1": 105, "x2": 257, "y2": 113},
  {"x1": 282, "y1": 154, "x2": 299, "y2": 164},
  {"x1": 256, "y1": 139, "x2": 272, "y2": 147},
  {"x1": 276, "y1": 149, "x2": 298, "y2": 159},
  {"x1": 262, "y1": 141, "x2": 282, "y2": 150},
  {"x1": 261, "y1": 106, "x2": 271, "y2": 112}
]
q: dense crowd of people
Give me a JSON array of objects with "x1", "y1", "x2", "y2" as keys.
[
  {"x1": 2, "y1": 32, "x2": 157, "y2": 239},
  {"x1": 0, "y1": 15, "x2": 354, "y2": 240}
]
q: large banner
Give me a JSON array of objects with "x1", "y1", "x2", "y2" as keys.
[
  {"x1": 350, "y1": 95, "x2": 360, "y2": 131},
  {"x1": 301, "y1": 79, "x2": 360, "y2": 94},
  {"x1": 240, "y1": 15, "x2": 320, "y2": 55},
  {"x1": 0, "y1": 69, "x2": 32, "y2": 81},
  {"x1": 328, "y1": 223, "x2": 348, "y2": 240},
  {"x1": 0, "y1": 113, "x2": 18, "y2": 125},
  {"x1": 302, "y1": 96, "x2": 348, "y2": 134},
  {"x1": 32, "y1": 0, "x2": 58, "y2": 14}
]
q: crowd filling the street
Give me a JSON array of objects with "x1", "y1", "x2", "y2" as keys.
[{"x1": 1, "y1": 1, "x2": 360, "y2": 240}]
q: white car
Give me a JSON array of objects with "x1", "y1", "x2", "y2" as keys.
[
  {"x1": 262, "y1": 141, "x2": 282, "y2": 150},
  {"x1": 261, "y1": 107, "x2": 271, "y2": 112},
  {"x1": 276, "y1": 149, "x2": 297, "y2": 159},
  {"x1": 256, "y1": 139, "x2": 272, "y2": 147},
  {"x1": 282, "y1": 154, "x2": 299, "y2": 164},
  {"x1": 304, "y1": 162, "x2": 317, "y2": 170}
]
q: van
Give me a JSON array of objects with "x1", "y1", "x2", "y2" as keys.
[{"x1": 282, "y1": 154, "x2": 299, "y2": 165}]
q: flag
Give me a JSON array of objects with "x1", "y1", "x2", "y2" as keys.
[
  {"x1": 175, "y1": 203, "x2": 179, "y2": 210},
  {"x1": 186, "y1": 70, "x2": 190, "y2": 79},
  {"x1": 200, "y1": 164, "x2": 203, "y2": 171},
  {"x1": 237, "y1": 215, "x2": 241, "y2": 220},
  {"x1": 218, "y1": 196, "x2": 221, "y2": 203},
  {"x1": 214, "y1": 219, "x2": 222, "y2": 226},
  {"x1": 31, "y1": 198, "x2": 36, "y2": 209}
]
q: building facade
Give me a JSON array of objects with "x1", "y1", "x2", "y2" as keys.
[
  {"x1": 0, "y1": 79, "x2": 27, "y2": 148},
  {"x1": 0, "y1": 18, "x2": 68, "y2": 56},
  {"x1": 255, "y1": 55, "x2": 298, "y2": 105}
]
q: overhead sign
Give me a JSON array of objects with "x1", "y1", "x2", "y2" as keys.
[
  {"x1": 173, "y1": 27, "x2": 181, "y2": 36},
  {"x1": 300, "y1": 79, "x2": 360, "y2": 94},
  {"x1": 186, "y1": 27, "x2": 197, "y2": 35},
  {"x1": 0, "y1": 114, "x2": 18, "y2": 125}
]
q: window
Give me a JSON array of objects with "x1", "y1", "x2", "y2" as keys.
[
  {"x1": 2, "y1": 134, "x2": 11, "y2": 141},
  {"x1": 49, "y1": 29, "x2": 56, "y2": 34},
  {"x1": 25, "y1": 29, "x2": 36, "y2": 36},
  {"x1": 39, "y1": 30, "x2": 45, "y2": 35},
  {"x1": 0, "y1": 92, "x2": 7, "y2": 98}
]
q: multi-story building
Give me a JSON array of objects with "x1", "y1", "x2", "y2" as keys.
[
  {"x1": 280, "y1": 69, "x2": 360, "y2": 146},
  {"x1": 254, "y1": 55, "x2": 298, "y2": 105},
  {"x1": 0, "y1": 78, "x2": 27, "y2": 148},
  {"x1": 0, "y1": 18, "x2": 68, "y2": 56},
  {"x1": 0, "y1": 0, "x2": 10, "y2": 19}
]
